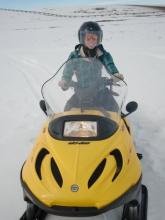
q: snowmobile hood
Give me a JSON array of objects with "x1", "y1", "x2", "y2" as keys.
[{"x1": 21, "y1": 110, "x2": 142, "y2": 211}]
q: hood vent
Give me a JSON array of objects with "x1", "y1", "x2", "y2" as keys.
[
  {"x1": 88, "y1": 159, "x2": 106, "y2": 188},
  {"x1": 51, "y1": 158, "x2": 63, "y2": 188},
  {"x1": 110, "y1": 149, "x2": 123, "y2": 181},
  {"x1": 35, "y1": 148, "x2": 63, "y2": 188},
  {"x1": 35, "y1": 148, "x2": 49, "y2": 180}
]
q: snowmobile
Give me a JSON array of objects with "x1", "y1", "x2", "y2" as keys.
[{"x1": 20, "y1": 57, "x2": 148, "y2": 220}]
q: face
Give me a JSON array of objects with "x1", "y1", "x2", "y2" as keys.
[{"x1": 84, "y1": 33, "x2": 98, "y2": 49}]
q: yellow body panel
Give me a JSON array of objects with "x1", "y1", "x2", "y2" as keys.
[{"x1": 22, "y1": 110, "x2": 142, "y2": 209}]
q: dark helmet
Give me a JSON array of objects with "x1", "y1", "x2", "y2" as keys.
[{"x1": 78, "y1": 21, "x2": 103, "y2": 46}]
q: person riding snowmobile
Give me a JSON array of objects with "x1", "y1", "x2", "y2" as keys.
[{"x1": 58, "y1": 21, "x2": 124, "y2": 111}]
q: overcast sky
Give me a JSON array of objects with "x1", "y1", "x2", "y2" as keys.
[{"x1": 0, "y1": 0, "x2": 165, "y2": 9}]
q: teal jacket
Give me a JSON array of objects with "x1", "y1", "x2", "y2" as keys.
[{"x1": 62, "y1": 44, "x2": 119, "y2": 87}]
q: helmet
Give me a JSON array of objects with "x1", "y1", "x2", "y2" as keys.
[{"x1": 78, "y1": 21, "x2": 103, "y2": 47}]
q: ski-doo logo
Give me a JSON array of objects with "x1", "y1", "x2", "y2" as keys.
[
  {"x1": 68, "y1": 141, "x2": 90, "y2": 145},
  {"x1": 71, "y1": 184, "x2": 79, "y2": 192}
]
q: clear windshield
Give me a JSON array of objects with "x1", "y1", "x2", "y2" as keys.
[{"x1": 41, "y1": 58, "x2": 127, "y2": 121}]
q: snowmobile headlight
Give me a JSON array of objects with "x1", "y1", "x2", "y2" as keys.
[{"x1": 63, "y1": 121, "x2": 97, "y2": 137}]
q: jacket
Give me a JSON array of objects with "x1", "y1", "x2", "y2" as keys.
[{"x1": 62, "y1": 44, "x2": 119, "y2": 87}]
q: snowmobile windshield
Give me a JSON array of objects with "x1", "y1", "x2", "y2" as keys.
[{"x1": 41, "y1": 57, "x2": 127, "y2": 123}]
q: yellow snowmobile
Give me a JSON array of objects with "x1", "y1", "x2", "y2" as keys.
[{"x1": 20, "y1": 58, "x2": 148, "y2": 220}]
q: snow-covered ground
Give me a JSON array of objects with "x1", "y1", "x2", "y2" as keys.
[{"x1": 0, "y1": 5, "x2": 165, "y2": 220}]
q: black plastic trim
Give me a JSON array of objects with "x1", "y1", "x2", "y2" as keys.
[
  {"x1": 137, "y1": 153, "x2": 143, "y2": 160},
  {"x1": 141, "y1": 185, "x2": 148, "y2": 220},
  {"x1": 88, "y1": 159, "x2": 106, "y2": 188},
  {"x1": 48, "y1": 115, "x2": 118, "y2": 141},
  {"x1": 110, "y1": 149, "x2": 123, "y2": 181},
  {"x1": 123, "y1": 119, "x2": 130, "y2": 134},
  {"x1": 35, "y1": 148, "x2": 49, "y2": 180},
  {"x1": 51, "y1": 158, "x2": 63, "y2": 188}
]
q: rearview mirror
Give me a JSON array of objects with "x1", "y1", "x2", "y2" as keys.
[
  {"x1": 122, "y1": 101, "x2": 138, "y2": 118},
  {"x1": 126, "y1": 101, "x2": 138, "y2": 113}
]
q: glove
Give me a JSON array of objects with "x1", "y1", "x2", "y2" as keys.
[
  {"x1": 111, "y1": 73, "x2": 124, "y2": 83},
  {"x1": 58, "y1": 79, "x2": 69, "y2": 91}
]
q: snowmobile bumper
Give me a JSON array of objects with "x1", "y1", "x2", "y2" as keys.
[{"x1": 20, "y1": 174, "x2": 142, "y2": 217}]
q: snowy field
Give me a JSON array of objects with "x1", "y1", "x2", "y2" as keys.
[{"x1": 0, "y1": 5, "x2": 165, "y2": 220}]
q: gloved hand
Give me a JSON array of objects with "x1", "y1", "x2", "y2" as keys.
[
  {"x1": 111, "y1": 73, "x2": 124, "y2": 83},
  {"x1": 58, "y1": 79, "x2": 69, "y2": 91}
]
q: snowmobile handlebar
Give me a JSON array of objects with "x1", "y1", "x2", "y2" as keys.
[{"x1": 68, "y1": 77, "x2": 117, "y2": 89}]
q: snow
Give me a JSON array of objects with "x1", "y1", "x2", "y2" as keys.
[{"x1": 0, "y1": 5, "x2": 165, "y2": 220}]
